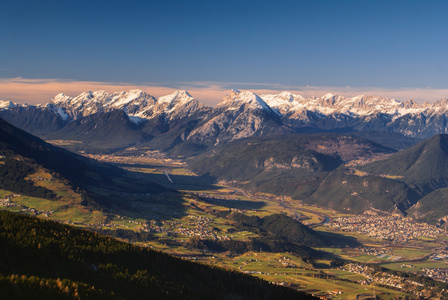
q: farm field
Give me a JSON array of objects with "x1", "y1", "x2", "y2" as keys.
[{"x1": 2, "y1": 154, "x2": 448, "y2": 299}]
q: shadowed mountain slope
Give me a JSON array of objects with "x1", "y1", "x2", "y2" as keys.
[
  {"x1": 189, "y1": 135, "x2": 343, "y2": 184},
  {"x1": 188, "y1": 133, "x2": 397, "y2": 197},
  {"x1": 360, "y1": 134, "x2": 448, "y2": 194},
  {"x1": 0, "y1": 118, "x2": 170, "y2": 209},
  {"x1": 42, "y1": 110, "x2": 151, "y2": 153},
  {"x1": 293, "y1": 172, "x2": 421, "y2": 214},
  {"x1": 407, "y1": 188, "x2": 448, "y2": 227}
]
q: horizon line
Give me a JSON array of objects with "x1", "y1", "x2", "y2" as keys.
[{"x1": 0, "y1": 77, "x2": 447, "y2": 106}]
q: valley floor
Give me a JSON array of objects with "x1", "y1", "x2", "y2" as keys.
[{"x1": 2, "y1": 153, "x2": 448, "y2": 299}]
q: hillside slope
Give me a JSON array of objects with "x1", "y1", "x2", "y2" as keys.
[
  {"x1": 407, "y1": 188, "x2": 448, "y2": 226},
  {"x1": 0, "y1": 210, "x2": 314, "y2": 300},
  {"x1": 293, "y1": 172, "x2": 421, "y2": 214},
  {"x1": 189, "y1": 135, "x2": 342, "y2": 181},
  {"x1": 43, "y1": 110, "x2": 151, "y2": 153},
  {"x1": 189, "y1": 133, "x2": 396, "y2": 196},
  {"x1": 230, "y1": 213, "x2": 331, "y2": 247},
  {"x1": 361, "y1": 134, "x2": 448, "y2": 194},
  {"x1": 0, "y1": 118, "x2": 170, "y2": 209},
  {"x1": 293, "y1": 134, "x2": 448, "y2": 221}
]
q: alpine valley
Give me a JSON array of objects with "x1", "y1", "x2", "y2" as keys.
[{"x1": 2, "y1": 89, "x2": 448, "y2": 299}]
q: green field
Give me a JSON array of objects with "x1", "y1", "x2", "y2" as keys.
[
  {"x1": 2, "y1": 154, "x2": 445, "y2": 299},
  {"x1": 381, "y1": 259, "x2": 448, "y2": 271}
]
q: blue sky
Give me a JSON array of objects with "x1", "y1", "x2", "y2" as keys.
[{"x1": 1, "y1": 0, "x2": 447, "y2": 104}]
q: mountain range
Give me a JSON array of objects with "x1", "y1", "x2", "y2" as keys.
[
  {"x1": 3, "y1": 89, "x2": 448, "y2": 225},
  {"x1": 1, "y1": 89, "x2": 447, "y2": 154}
]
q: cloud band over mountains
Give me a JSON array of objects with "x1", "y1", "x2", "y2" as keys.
[{"x1": 0, "y1": 77, "x2": 447, "y2": 106}]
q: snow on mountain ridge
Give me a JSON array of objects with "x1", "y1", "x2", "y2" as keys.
[
  {"x1": 50, "y1": 89, "x2": 158, "y2": 119},
  {"x1": 156, "y1": 90, "x2": 196, "y2": 112},
  {"x1": 151, "y1": 90, "x2": 206, "y2": 120},
  {"x1": 260, "y1": 93, "x2": 423, "y2": 118},
  {"x1": 0, "y1": 100, "x2": 17, "y2": 109},
  {"x1": 4, "y1": 89, "x2": 448, "y2": 122},
  {"x1": 47, "y1": 89, "x2": 206, "y2": 122},
  {"x1": 216, "y1": 90, "x2": 280, "y2": 117},
  {"x1": 322, "y1": 93, "x2": 335, "y2": 100}
]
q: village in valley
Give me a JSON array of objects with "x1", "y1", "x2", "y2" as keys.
[
  {"x1": 2, "y1": 153, "x2": 448, "y2": 299},
  {"x1": 327, "y1": 214, "x2": 445, "y2": 243}
]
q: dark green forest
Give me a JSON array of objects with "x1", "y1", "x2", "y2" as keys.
[
  {"x1": 0, "y1": 211, "x2": 316, "y2": 299},
  {"x1": 0, "y1": 156, "x2": 56, "y2": 200}
]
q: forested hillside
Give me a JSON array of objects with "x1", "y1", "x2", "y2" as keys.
[
  {"x1": 0, "y1": 118, "x2": 171, "y2": 210},
  {"x1": 0, "y1": 211, "x2": 316, "y2": 299}
]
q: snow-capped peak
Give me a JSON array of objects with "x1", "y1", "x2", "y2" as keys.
[
  {"x1": 322, "y1": 93, "x2": 336, "y2": 100},
  {"x1": 278, "y1": 91, "x2": 294, "y2": 101},
  {"x1": 150, "y1": 90, "x2": 205, "y2": 119},
  {"x1": 260, "y1": 92, "x2": 307, "y2": 114},
  {"x1": 0, "y1": 100, "x2": 17, "y2": 109},
  {"x1": 108, "y1": 89, "x2": 155, "y2": 109},
  {"x1": 217, "y1": 90, "x2": 279, "y2": 116},
  {"x1": 48, "y1": 89, "x2": 158, "y2": 120},
  {"x1": 8, "y1": 89, "x2": 448, "y2": 132},
  {"x1": 158, "y1": 90, "x2": 193, "y2": 105},
  {"x1": 51, "y1": 93, "x2": 71, "y2": 104},
  {"x1": 80, "y1": 90, "x2": 94, "y2": 99}
]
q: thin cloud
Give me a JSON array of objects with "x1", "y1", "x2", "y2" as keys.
[
  {"x1": 0, "y1": 78, "x2": 176, "y2": 105},
  {"x1": 0, "y1": 78, "x2": 229, "y2": 106},
  {"x1": 174, "y1": 81, "x2": 448, "y2": 103},
  {"x1": 0, "y1": 77, "x2": 447, "y2": 106}
]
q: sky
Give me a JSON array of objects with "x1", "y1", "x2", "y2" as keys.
[{"x1": 1, "y1": 0, "x2": 447, "y2": 105}]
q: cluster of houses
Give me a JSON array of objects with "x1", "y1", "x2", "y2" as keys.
[
  {"x1": 422, "y1": 268, "x2": 448, "y2": 283},
  {"x1": 144, "y1": 215, "x2": 231, "y2": 241},
  {"x1": 278, "y1": 256, "x2": 297, "y2": 268},
  {"x1": 343, "y1": 263, "x2": 427, "y2": 296},
  {"x1": 33, "y1": 176, "x2": 52, "y2": 182},
  {"x1": 194, "y1": 192, "x2": 241, "y2": 202},
  {"x1": 358, "y1": 246, "x2": 391, "y2": 256},
  {"x1": 88, "y1": 153, "x2": 185, "y2": 166},
  {"x1": 327, "y1": 214, "x2": 445, "y2": 242},
  {"x1": 21, "y1": 206, "x2": 54, "y2": 217},
  {"x1": 0, "y1": 195, "x2": 54, "y2": 218},
  {"x1": 0, "y1": 197, "x2": 19, "y2": 207}
]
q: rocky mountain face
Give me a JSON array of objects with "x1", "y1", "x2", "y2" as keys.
[
  {"x1": 51, "y1": 89, "x2": 157, "y2": 120},
  {"x1": 1, "y1": 89, "x2": 448, "y2": 153},
  {"x1": 0, "y1": 104, "x2": 67, "y2": 135},
  {"x1": 261, "y1": 92, "x2": 448, "y2": 138},
  {"x1": 187, "y1": 90, "x2": 284, "y2": 146}
]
